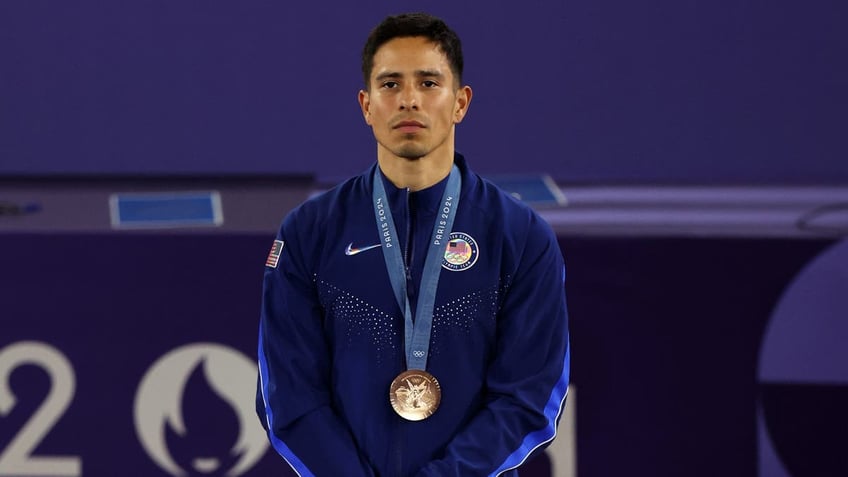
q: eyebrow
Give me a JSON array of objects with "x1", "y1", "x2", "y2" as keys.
[{"x1": 374, "y1": 69, "x2": 445, "y2": 82}]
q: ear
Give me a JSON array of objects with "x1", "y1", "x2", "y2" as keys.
[
  {"x1": 358, "y1": 89, "x2": 372, "y2": 125},
  {"x1": 453, "y1": 85, "x2": 473, "y2": 124}
]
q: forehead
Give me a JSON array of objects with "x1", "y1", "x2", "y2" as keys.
[{"x1": 370, "y1": 36, "x2": 453, "y2": 80}]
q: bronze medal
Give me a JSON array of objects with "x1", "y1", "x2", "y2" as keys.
[{"x1": 389, "y1": 369, "x2": 442, "y2": 421}]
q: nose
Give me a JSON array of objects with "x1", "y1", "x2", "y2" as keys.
[{"x1": 399, "y1": 89, "x2": 419, "y2": 111}]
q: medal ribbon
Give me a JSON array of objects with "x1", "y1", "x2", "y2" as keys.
[{"x1": 372, "y1": 164, "x2": 461, "y2": 371}]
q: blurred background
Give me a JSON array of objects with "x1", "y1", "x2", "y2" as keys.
[{"x1": 1, "y1": 1, "x2": 846, "y2": 476}]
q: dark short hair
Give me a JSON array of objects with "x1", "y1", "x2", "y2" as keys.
[{"x1": 361, "y1": 12, "x2": 464, "y2": 90}]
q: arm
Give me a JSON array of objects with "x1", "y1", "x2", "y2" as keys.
[
  {"x1": 256, "y1": 219, "x2": 376, "y2": 477},
  {"x1": 417, "y1": 215, "x2": 571, "y2": 476}
]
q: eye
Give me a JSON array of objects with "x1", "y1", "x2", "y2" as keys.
[
  {"x1": 422, "y1": 80, "x2": 438, "y2": 88},
  {"x1": 381, "y1": 81, "x2": 399, "y2": 89}
]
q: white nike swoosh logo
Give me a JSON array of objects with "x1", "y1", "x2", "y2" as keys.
[{"x1": 345, "y1": 242, "x2": 382, "y2": 256}]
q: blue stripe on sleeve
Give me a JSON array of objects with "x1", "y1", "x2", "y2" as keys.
[
  {"x1": 490, "y1": 344, "x2": 571, "y2": 477},
  {"x1": 258, "y1": 321, "x2": 315, "y2": 477}
]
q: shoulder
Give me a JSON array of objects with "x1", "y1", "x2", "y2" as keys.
[
  {"x1": 461, "y1": 161, "x2": 555, "y2": 241},
  {"x1": 458, "y1": 156, "x2": 561, "y2": 271}
]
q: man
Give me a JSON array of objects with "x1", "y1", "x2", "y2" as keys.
[{"x1": 256, "y1": 12, "x2": 570, "y2": 476}]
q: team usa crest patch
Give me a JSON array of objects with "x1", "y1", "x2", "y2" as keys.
[
  {"x1": 442, "y1": 232, "x2": 478, "y2": 271},
  {"x1": 266, "y1": 240, "x2": 284, "y2": 268}
]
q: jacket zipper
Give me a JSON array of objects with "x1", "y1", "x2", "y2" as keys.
[
  {"x1": 404, "y1": 189, "x2": 415, "y2": 286},
  {"x1": 397, "y1": 189, "x2": 413, "y2": 476}
]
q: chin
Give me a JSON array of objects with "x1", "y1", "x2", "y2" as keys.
[
  {"x1": 398, "y1": 154, "x2": 424, "y2": 161},
  {"x1": 394, "y1": 146, "x2": 428, "y2": 160}
]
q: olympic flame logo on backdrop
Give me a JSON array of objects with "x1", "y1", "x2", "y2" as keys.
[{"x1": 134, "y1": 343, "x2": 268, "y2": 477}]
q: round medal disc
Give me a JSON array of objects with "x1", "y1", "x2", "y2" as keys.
[{"x1": 389, "y1": 369, "x2": 442, "y2": 421}]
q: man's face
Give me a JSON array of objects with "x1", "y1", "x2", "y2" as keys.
[{"x1": 358, "y1": 36, "x2": 471, "y2": 161}]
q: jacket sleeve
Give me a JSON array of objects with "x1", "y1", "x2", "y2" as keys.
[
  {"x1": 416, "y1": 214, "x2": 571, "y2": 477},
  {"x1": 256, "y1": 217, "x2": 377, "y2": 477}
]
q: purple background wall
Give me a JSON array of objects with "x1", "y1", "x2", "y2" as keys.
[
  {"x1": 2, "y1": 233, "x2": 843, "y2": 476},
  {"x1": 2, "y1": 1, "x2": 846, "y2": 183}
]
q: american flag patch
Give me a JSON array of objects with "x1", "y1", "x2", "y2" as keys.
[
  {"x1": 266, "y1": 240, "x2": 284, "y2": 268},
  {"x1": 449, "y1": 240, "x2": 468, "y2": 255}
]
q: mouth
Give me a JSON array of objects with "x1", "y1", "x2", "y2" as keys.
[{"x1": 392, "y1": 120, "x2": 425, "y2": 133}]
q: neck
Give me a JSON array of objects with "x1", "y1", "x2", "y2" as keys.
[{"x1": 377, "y1": 150, "x2": 454, "y2": 192}]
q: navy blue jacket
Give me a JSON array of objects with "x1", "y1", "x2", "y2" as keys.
[{"x1": 257, "y1": 154, "x2": 570, "y2": 476}]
